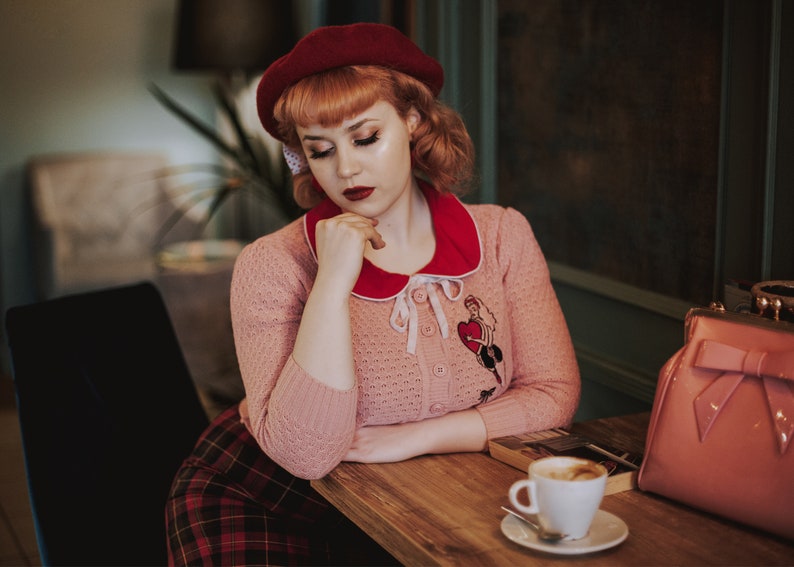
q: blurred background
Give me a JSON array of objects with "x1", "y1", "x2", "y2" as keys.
[{"x1": 0, "y1": 2, "x2": 791, "y2": 563}]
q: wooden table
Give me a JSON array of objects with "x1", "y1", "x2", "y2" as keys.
[{"x1": 312, "y1": 413, "x2": 794, "y2": 565}]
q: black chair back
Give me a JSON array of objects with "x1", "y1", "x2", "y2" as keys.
[{"x1": 5, "y1": 282, "x2": 209, "y2": 565}]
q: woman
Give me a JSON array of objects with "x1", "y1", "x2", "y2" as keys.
[{"x1": 167, "y1": 22, "x2": 580, "y2": 565}]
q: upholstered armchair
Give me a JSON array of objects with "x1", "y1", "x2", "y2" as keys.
[{"x1": 27, "y1": 152, "x2": 196, "y2": 299}]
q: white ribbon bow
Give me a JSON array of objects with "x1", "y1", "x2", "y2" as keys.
[{"x1": 389, "y1": 276, "x2": 464, "y2": 354}]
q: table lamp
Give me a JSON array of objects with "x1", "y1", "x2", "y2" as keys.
[{"x1": 173, "y1": 0, "x2": 297, "y2": 76}]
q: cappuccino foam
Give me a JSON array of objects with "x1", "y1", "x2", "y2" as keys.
[{"x1": 542, "y1": 462, "x2": 603, "y2": 481}]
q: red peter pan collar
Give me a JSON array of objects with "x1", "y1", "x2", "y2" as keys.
[{"x1": 303, "y1": 180, "x2": 482, "y2": 300}]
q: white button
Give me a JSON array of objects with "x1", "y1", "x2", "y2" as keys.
[
  {"x1": 430, "y1": 403, "x2": 444, "y2": 414},
  {"x1": 421, "y1": 323, "x2": 436, "y2": 337},
  {"x1": 433, "y1": 364, "x2": 447, "y2": 377},
  {"x1": 412, "y1": 288, "x2": 428, "y2": 303}
]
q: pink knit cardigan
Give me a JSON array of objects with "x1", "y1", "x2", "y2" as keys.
[{"x1": 232, "y1": 186, "x2": 580, "y2": 479}]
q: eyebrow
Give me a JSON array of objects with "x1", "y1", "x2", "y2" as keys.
[{"x1": 301, "y1": 117, "x2": 377, "y2": 141}]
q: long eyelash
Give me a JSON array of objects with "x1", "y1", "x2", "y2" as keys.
[
  {"x1": 309, "y1": 131, "x2": 381, "y2": 160},
  {"x1": 310, "y1": 148, "x2": 332, "y2": 160},
  {"x1": 355, "y1": 131, "x2": 380, "y2": 146}
]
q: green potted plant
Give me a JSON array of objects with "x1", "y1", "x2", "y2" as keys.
[{"x1": 148, "y1": 81, "x2": 302, "y2": 245}]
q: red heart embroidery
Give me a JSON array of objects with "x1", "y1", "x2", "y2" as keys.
[{"x1": 458, "y1": 321, "x2": 482, "y2": 353}]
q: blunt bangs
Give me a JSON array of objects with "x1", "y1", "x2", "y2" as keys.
[{"x1": 277, "y1": 67, "x2": 401, "y2": 143}]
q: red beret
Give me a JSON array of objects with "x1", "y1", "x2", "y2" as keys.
[{"x1": 256, "y1": 23, "x2": 444, "y2": 142}]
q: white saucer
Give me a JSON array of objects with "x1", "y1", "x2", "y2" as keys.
[{"x1": 501, "y1": 509, "x2": 628, "y2": 555}]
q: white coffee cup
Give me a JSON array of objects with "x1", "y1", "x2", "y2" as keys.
[{"x1": 508, "y1": 456, "x2": 607, "y2": 540}]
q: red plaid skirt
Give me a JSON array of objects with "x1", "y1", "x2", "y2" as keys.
[{"x1": 166, "y1": 405, "x2": 394, "y2": 566}]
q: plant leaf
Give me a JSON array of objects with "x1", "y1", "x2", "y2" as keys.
[
  {"x1": 213, "y1": 82, "x2": 261, "y2": 177},
  {"x1": 149, "y1": 82, "x2": 242, "y2": 165}
]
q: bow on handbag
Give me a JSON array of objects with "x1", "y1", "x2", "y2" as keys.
[{"x1": 692, "y1": 340, "x2": 794, "y2": 455}]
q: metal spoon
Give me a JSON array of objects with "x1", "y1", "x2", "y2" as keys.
[{"x1": 501, "y1": 506, "x2": 568, "y2": 542}]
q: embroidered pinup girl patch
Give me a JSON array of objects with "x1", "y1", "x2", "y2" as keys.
[{"x1": 457, "y1": 295, "x2": 503, "y2": 385}]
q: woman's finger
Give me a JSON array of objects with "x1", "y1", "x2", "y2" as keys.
[{"x1": 320, "y1": 214, "x2": 385, "y2": 250}]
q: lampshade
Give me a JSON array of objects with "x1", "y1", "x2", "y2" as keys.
[{"x1": 173, "y1": 0, "x2": 298, "y2": 72}]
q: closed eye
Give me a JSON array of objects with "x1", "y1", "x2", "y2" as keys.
[
  {"x1": 308, "y1": 130, "x2": 380, "y2": 160},
  {"x1": 309, "y1": 147, "x2": 333, "y2": 160},
  {"x1": 354, "y1": 131, "x2": 380, "y2": 147}
]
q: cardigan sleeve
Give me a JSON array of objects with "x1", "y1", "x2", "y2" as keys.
[
  {"x1": 475, "y1": 207, "x2": 581, "y2": 438},
  {"x1": 230, "y1": 227, "x2": 358, "y2": 479}
]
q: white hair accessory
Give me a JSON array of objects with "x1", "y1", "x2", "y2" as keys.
[{"x1": 282, "y1": 145, "x2": 310, "y2": 175}]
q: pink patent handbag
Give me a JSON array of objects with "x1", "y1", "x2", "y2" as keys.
[{"x1": 638, "y1": 286, "x2": 794, "y2": 541}]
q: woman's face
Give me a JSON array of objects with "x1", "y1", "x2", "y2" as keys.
[{"x1": 296, "y1": 100, "x2": 420, "y2": 218}]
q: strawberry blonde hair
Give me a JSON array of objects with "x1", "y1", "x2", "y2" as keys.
[{"x1": 273, "y1": 65, "x2": 475, "y2": 209}]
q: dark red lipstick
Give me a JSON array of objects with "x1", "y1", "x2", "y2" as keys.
[{"x1": 342, "y1": 186, "x2": 375, "y2": 201}]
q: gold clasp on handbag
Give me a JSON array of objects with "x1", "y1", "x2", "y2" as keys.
[{"x1": 751, "y1": 280, "x2": 794, "y2": 322}]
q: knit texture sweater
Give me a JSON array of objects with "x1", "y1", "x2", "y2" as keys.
[{"x1": 231, "y1": 184, "x2": 580, "y2": 479}]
